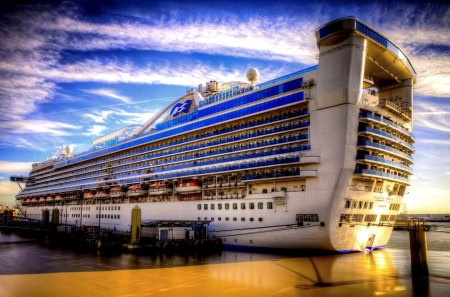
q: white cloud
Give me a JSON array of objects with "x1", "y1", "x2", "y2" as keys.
[
  {"x1": 84, "y1": 89, "x2": 131, "y2": 103},
  {"x1": 0, "y1": 161, "x2": 34, "y2": 173},
  {"x1": 85, "y1": 125, "x2": 107, "y2": 136},
  {"x1": 83, "y1": 110, "x2": 114, "y2": 123},
  {"x1": 0, "y1": 120, "x2": 80, "y2": 136},
  {"x1": 404, "y1": 186, "x2": 450, "y2": 214},
  {"x1": 0, "y1": 181, "x2": 22, "y2": 195},
  {"x1": 414, "y1": 101, "x2": 450, "y2": 133}
]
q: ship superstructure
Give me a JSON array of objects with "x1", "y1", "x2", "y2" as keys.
[{"x1": 14, "y1": 18, "x2": 415, "y2": 251}]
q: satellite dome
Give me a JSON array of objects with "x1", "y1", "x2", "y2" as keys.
[
  {"x1": 65, "y1": 145, "x2": 73, "y2": 155},
  {"x1": 246, "y1": 68, "x2": 260, "y2": 85}
]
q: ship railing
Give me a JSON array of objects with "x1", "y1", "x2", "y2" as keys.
[
  {"x1": 354, "y1": 168, "x2": 410, "y2": 184},
  {"x1": 24, "y1": 143, "x2": 312, "y2": 193},
  {"x1": 356, "y1": 155, "x2": 413, "y2": 173},
  {"x1": 357, "y1": 141, "x2": 413, "y2": 163},
  {"x1": 30, "y1": 124, "x2": 310, "y2": 187},
  {"x1": 21, "y1": 155, "x2": 312, "y2": 196},
  {"x1": 359, "y1": 114, "x2": 414, "y2": 140},
  {"x1": 358, "y1": 127, "x2": 414, "y2": 151},
  {"x1": 36, "y1": 109, "x2": 308, "y2": 180}
]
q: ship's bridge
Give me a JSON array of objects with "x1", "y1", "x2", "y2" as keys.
[{"x1": 316, "y1": 17, "x2": 416, "y2": 86}]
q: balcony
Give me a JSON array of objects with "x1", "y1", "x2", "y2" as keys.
[
  {"x1": 358, "y1": 127, "x2": 414, "y2": 152},
  {"x1": 359, "y1": 114, "x2": 414, "y2": 140},
  {"x1": 357, "y1": 141, "x2": 413, "y2": 163},
  {"x1": 379, "y1": 99, "x2": 412, "y2": 121},
  {"x1": 356, "y1": 155, "x2": 413, "y2": 174},
  {"x1": 354, "y1": 168, "x2": 410, "y2": 185}
]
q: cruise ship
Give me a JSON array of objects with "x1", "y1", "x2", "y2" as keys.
[{"x1": 13, "y1": 17, "x2": 416, "y2": 252}]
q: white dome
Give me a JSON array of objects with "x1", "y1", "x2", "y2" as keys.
[{"x1": 246, "y1": 68, "x2": 260, "y2": 84}]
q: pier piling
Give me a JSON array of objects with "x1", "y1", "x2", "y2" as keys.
[{"x1": 409, "y1": 219, "x2": 429, "y2": 277}]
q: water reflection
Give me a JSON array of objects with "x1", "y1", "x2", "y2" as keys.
[{"x1": 0, "y1": 248, "x2": 439, "y2": 297}]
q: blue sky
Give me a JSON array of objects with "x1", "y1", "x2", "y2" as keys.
[{"x1": 0, "y1": 0, "x2": 449, "y2": 213}]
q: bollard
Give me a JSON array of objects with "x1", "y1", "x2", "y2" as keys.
[{"x1": 409, "y1": 220, "x2": 429, "y2": 277}]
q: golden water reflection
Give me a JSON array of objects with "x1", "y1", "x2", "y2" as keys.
[{"x1": 1, "y1": 249, "x2": 447, "y2": 297}]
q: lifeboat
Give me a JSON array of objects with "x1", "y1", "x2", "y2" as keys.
[
  {"x1": 127, "y1": 184, "x2": 146, "y2": 197},
  {"x1": 39, "y1": 197, "x2": 46, "y2": 202},
  {"x1": 110, "y1": 187, "x2": 124, "y2": 198},
  {"x1": 55, "y1": 195, "x2": 63, "y2": 201},
  {"x1": 176, "y1": 180, "x2": 202, "y2": 194},
  {"x1": 84, "y1": 191, "x2": 95, "y2": 199},
  {"x1": 148, "y1": 181, "x2": 171, "y2": 195},
  {"x1": 94, "y1": 191, "x2": 108, "y2": 199}
]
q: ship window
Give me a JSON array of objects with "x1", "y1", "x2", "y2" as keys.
[
  {"x1": 197, "y1": 204, "x2": 201, "y2": 210},
  {"x1": 258, "y1": 202, "x2": 263, "y2": 209},
  {"x1": 249, "y1": 203, "x2": 255, "y2": 209},
  {"x1": 211, "y1": 204, "x2": 215, "y2": 210},
  {"x1": 369, "y1": 202, "x2": 374, "y2": 209},
  {"x1": 218, "y1": 217, "x2": 222, "y2": 221},
  {"x1": 204, "y1": 204, "x2": 208, "y2": 210},
  {"x1": 225, "y1": 217, "x2": 229, "y2": 221},
  {"x1": 241, "y1": 217, "x2": 245, "y2": 221},
  {"x1": 258, "y1": 218, "x2": 263, "y2": 222},
  {"x1": 345, "y1": 200, "x2": 350, "y2": 208},
  {"x1": 118, "y1": 215, "x2": 120, "y2": 219},
  {"x1": 198, "y1": 217, "x2": 201, "y2": 220},
  {"x1": 211, "y1": 217, "x2": 214, "y2": 221},
  {"x1": 241, "y1": 203, "x2": 246, "y2": 210},
  {"x1": 233, "y1": 217, "x2": 237, "y2": 221},
  {"x1": 364, "y1": 214, "x2": 377, "y2": 222},
  {"x1": 225, "y1": 203, "x2": 230, "y2": 210},
  {"x1": 250, "y1": 217, "x2": 254, "y2": 221},
  {"x1": 218, "y1": 203, "x2": 222, "y2": 210},
  {"x1": 351, "y1": 201, "x2": 357, "y2": 209},
  {"x1": 233, "y1": 203, "x2": 238, "y2": 210},
  {"x1": 358, "y1": 201, "x2": 363, "y2": 209},
  {"x1": 364, "y1": 202, "x2": 368, "y2": 209},
  {"x1": 267, "y1": 202, "x2": 273, "y2": 209}
]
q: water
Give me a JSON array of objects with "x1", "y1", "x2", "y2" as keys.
[
  {"x1": 1, "y1": 225, "x2": 450, "y2": 296},
  {"x1": 388, "y1": 222, "x2": 450, "y2": 251}
]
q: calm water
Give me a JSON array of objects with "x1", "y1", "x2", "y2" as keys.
[
  {"x1": 0, "y1": 223, "x2": 449, "y2": 275},
  {"x1": 1, "y1": 224, "x2": 449, "y2": 297}
]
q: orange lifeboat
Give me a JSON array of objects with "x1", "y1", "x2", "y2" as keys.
[
  {"x1": 176, "y1": 180, "x2": 202, "y2": 194},
  {"x1": 84, "y1": 191, "x2": 95, "y2": 199},
  {"x1": 94, "y1": 191, "x2": 108, "y2": 199},
  {"x1": 110, "y1": 187, "x2": 124, "y2": 198},
  {"x1": 127, "y1": 184, "x2": 146, "y2": 197},
  {"x1": 148, "y1": 181, "x2": 171, "y2": 195}
]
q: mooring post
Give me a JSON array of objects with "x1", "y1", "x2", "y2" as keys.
[
  {"x1": 130, "y1": 205, "x2": 141, "y2": 244},
  {"x1": 409, "y1": 219, "x2": 429, "y2": 277}
]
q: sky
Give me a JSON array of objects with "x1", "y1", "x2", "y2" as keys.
[{"x1": 0, "y1": 0, "x2": 449, "y2": 213}]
